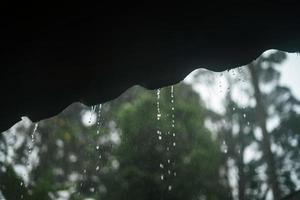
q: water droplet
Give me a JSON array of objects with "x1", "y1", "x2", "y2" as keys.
[
  {"x1": 168, "y1": 170, "x2": 171, "y2": 175},
  {"x1": 161, "y1": 175, "x2": 164, "y2": 180},
  {"x1": 221, "y1": 141, "x2": 228, "y2": 153},
  {"x1": 247, "y1": 121, "x2": 250, "y2": 126},
  {"x1": 167, "y1": 159, "x2": 170, "y2": 164},
  {"x1": 158, "y1": 136, "x2": 162, "y2": 140},
  {"x1": 232, "y1": 107, "x2": 236, "y2": 111},
  {"x1": 90, "y1": 187, "x2": 95, "y2": 192},
  {"x1": 157, "y1": 113, "x2": 161, "y2": 120},
  {"x1": 96, "y1": 166, "x2": 100, "y2": 171},
  {"x1": 174, "y1": 172, "x2": 177, "y2": 177},
  {"x1": 168, "y1": 185, "x2": 172, "y2": 191},
  {"x1": 243, "y1": 114, "x2": 246, "y2": 118},
  {"x1": 96, "y1": 145, "x2": 99, "y2": 150},
  {"x1": 173, "y1": 142, "x2": 176, "y2": 146},
  {"x1": 160, "y1": 163, "x2": 164, "y2": 168}
]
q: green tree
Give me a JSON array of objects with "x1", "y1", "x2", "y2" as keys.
[{"x1": 102, "y1": 84, "x2": 230, "y2": 200}]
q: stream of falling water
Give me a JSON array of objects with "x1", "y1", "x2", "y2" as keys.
[
  {"x1": 89, "y1": 105, "x2": 97, "y2": 124},
  {"x1": 156, "y1": 86, "x2": 176, "y2": 192},
  {"x1": 169, "y1": 85, "x2": 175, "y2": 191},
  {"x1": 96, "y1": 104, "x2": 102, "y2": 172},
  {"x1": 156, "y1": 89, "x2": 164, "y2": 182},
  {"x1": 27, "y1": 123, "x2": 39, "y2": 166}
]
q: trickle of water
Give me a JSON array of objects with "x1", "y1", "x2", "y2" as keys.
[
  {"x1": 31, "y1": 123, "x2": 38, "y2": 141},
  {"x1": 27, "y1": 123, "x2": 39, "y2": 166},
  {"x1": 157, "y1": 89, "x2": 161, "y2": 120},
  {"x1": 96, "y1": 104, "x2": 102, "y2": 134},
  {"x1": 88, "y1": 105, "x2": 95, "y2": 123}
]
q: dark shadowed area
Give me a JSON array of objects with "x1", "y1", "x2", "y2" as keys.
[{"x1": 1, "y1": 3, "x2": 300, "y2": 132}]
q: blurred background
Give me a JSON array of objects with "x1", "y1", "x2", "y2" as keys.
[{"x1": 1, "y1": 50, "x2": 300, "y2": 200}]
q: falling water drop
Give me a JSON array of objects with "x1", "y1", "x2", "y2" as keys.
[
  {"x1": 243, "y1": 113, "x2": 246, "y2": 118},
  {"x1": 96, "y1": 166, "x2": 100, "y2": 171},
  {"x1": 168, "y1": 185, "x2": 172, "y2": 191},
  {"x1": 161, "y1": 175, "x2": 164, "y2": 181},
  {"x1": 160, "y1": 163, "x2": 164, "y2": 169},
  {"x1": 221, "y1": 141, "x2": 228, "y2": 153}
]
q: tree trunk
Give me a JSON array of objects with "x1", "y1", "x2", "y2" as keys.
[{"x1": 248, "y1": 64, "x2": 281, "y2": 200}]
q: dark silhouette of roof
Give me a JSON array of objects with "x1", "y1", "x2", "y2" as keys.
[{"x1": 1, "y1": 3, "x2": 300, "y2": 132}]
